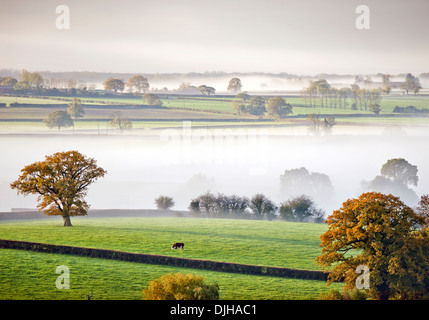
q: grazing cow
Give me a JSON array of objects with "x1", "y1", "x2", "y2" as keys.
[{"x1": 171, "y1": 242, "x2": 184, "y2": 250}]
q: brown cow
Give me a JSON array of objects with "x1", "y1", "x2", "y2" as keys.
[{"x1": 171, "y1": 242, "x2": 184, "y2": 250}]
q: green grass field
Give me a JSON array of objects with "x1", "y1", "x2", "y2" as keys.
[
  {"x1": 0, "y1": 248, "x2": 339, "y2": 300},
  {"x1": 0, "y1": 96, "x2": 67, "y2": 105},
  {"x1": 0, "y1": 217, "x2": 343, "y2": 300},
  {"x1": 0, "y1": 217, "x2": 326, "y2": 269}
]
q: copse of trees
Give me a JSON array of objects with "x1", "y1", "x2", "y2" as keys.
[
  {"x1": 188, "y1": 191, "x2": 325, "y2": 222},
  {"x1": 233, "y1": 95, "x2": 267, "y2": 116},
  {"x1": 232, "y1": 94, "x2": 271, "y2": 117},
  {"x1": 300, "y1": 79, "x2": 383, "y2": 112},
  {"x1": 189, "y1": 192, "x2": 250, "y2": 219},
  {"x1": 13, "y1": 69, "x2": 44, "y2": 92}
]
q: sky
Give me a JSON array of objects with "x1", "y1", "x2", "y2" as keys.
[{"x1": 1, "y1": 0, "x2": 428, "y2": 75}]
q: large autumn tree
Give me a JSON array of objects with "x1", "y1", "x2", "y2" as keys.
[
  {"x1": 316, "y1": 192, "x2": 428, "y2": 300},
  {"x1": 10, "y1": 151, "x2": 107, "y2": 226}
]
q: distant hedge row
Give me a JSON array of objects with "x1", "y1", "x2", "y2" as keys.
[
  {"x1": 0, "y1": 239, "x2": 329, "y2": 281},
  {"x1": 393, "y1": 105, "x2": 429, "y2": 114}
]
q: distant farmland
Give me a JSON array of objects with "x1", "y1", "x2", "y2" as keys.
[{"x1": 0, "y1": 93, "x2": 428, "y2": 129}]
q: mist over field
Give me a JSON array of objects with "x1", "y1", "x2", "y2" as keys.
[
  {"x1": 1, "y1": 125, "x2": 428, "y2": 215},
  {"x1": 2, "y1": 69, "x2": 428, "y2": 93}
]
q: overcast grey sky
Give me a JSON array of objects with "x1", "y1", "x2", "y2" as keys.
[{"x1": 1, "y1": 0, "x2": 428, "y2": 75}]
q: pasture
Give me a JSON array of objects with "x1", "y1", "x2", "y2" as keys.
[
  {"x1": 0, "y1": 217, "x2": 326, "y2": 269},
  {"x1": 0, "y1": 217, "x2": 343, "y2": 300}
]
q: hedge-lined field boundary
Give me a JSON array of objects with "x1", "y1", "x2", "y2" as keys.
[{"x1": 0, "y1": 239, "x2": 329, "y2": 281}]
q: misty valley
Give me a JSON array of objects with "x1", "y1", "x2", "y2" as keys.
[
  {"x1": 1, "y1": 0, "x2": 429, "y2": 304},
  {"x1": 1, "y1": 125, "x2": 427, "y2": 214}
]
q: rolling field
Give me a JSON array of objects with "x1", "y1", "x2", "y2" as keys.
[
  {"x1": 0, "y1": 217, "x2": 343, "y2": 300},
  {"x1": 0, "y1": 217, "x2": 326, "y2": 269},
  {"x1": 0, "y1": 249, "x2": 341, "y2": 300}
]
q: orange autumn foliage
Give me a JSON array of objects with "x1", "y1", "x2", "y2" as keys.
[
  {"x1": 315, "y1": 192, "x2": 428, "y2": 300},
  {"x1": 143, "y1": 273, "x2": 219, "y2": 300},
  {"x1": 10, "y1": 150, "x2": 106, "y2": 226}
]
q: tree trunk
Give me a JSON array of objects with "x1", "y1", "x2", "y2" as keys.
[{"x1": 63, "y1": 215, "x2": 72, "y2": 227}]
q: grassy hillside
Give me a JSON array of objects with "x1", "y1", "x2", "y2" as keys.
[
  {"x1": 0, "y1": 248, "x2": 341, "y2": 300},
  {"x1": 0, "y1": 217, "x2": 343, "y2": 300},
  {"x1": 0, "y1": 217, "x2": 326, "y2": 270}
]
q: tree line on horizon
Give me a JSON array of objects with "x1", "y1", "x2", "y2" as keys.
[{"x1": 0, "y1": 70, "x2": 423, "y2": 98}]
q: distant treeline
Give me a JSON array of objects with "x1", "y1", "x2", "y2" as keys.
[
  {"x1": 393, "y1": 105, "x2": 429, "y2": 114},
  {"x1": 188, "y1": 191, "x2": 325, "y2": 223}
]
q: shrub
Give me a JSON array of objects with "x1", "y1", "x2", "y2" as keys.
[
  {"x1": 143, "y1": 273, "x2": 219, "y2": 300},
  {"x1": 154, "y1": 195, "x2": 175, "y2": 210},
  {"x1": 279, "y1": 195, "x2": 325, "y2": 223}
]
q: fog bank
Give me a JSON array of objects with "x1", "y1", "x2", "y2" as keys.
[{"x1": 1, "y1": 125, "x2": 428, "y2": 216}]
